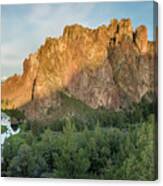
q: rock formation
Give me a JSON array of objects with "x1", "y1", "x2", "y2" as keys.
[
  {"x1": 2, "y1": 53, "x2": 39, "y2": 108},
  {"x1": 1, "y1": 18, "x2": 157, "y2": 121},
  {"x1": 135, "y1": 25, "x2": 148, "y2": 53}
]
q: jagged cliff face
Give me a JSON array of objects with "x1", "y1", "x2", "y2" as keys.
[
  {"x1": 1, "y1": 54, "x2": 39, "y2": 109},
  {"x1": 1, "y1": 18, "x2": 156, "y2": 121}
]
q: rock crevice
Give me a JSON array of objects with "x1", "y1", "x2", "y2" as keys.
[{"x1": 1, "y1": 18, "x2": 156, "y2": 121}]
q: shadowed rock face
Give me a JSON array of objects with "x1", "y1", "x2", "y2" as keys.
[{"x1": 1, "y1": 18, "x2": 157, "y2": 121}]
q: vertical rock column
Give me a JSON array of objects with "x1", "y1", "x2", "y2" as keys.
[{"x1": 135, "y1": 25, "x2": 148, "y2": 54}]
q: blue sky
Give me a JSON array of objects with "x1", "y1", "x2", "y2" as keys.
[{"x1": 1, "y1": 1, "x2": 156, "y2": 78}]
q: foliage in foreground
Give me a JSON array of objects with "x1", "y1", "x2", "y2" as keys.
[
  {"x1": 1, "y1": 125, "x2": 8, "y2": 133},
  {"x1": 2, "y1": 113, "x2": 156, "y2": 180}
]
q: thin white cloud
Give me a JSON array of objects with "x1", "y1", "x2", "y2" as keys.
[
  {"x1": 2, "y1": 3, "x2": 95, "y2": 77},
  {"x1": 27, "y1": 4, "x2": 95, "y2": 38},
  {"x1": 1, "y1": 39, "x2": 36, "y2": 77}
]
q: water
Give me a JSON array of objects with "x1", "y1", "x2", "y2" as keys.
[{"x1": 1, "y1": 112, "x2": 20, "y2": 146}]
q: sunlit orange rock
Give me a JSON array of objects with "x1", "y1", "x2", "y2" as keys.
[{"x1": 1, "y1": 19, "x2": 156, "y2": 121}]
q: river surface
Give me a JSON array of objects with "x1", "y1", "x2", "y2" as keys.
[{"x1": 1, "y1": 112, "x2": 20, "y2": 146}]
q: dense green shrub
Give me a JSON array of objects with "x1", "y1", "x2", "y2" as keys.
[
  {"x1": 1, "y1": 125, "x2": 7, "y2": 133},
  {"x1": 2, "y1": 114, "x2": 156, "y2": 180},
  {"x1": 2, "y1": 109, "x2": 25, "y2": 120},
  {"x1": 1, "y1": 97, "x2": 157, "y2": 180}
]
